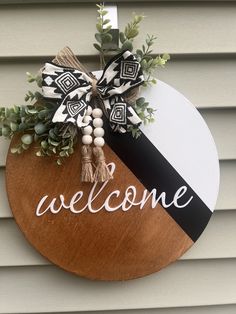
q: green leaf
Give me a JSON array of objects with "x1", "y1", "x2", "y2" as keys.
[
  {"x1": 34, "y1": 134, "x2": 39, "y2": 142},
  {"x1": 96, "y1": 23, "x2": 103, "y2": 33},
  {"x1": 10, "y1": 147, "x2": 18, "y2": 154},
  {"x1": 127, "y1": 28, "x2": 139, "y2": 39},
  {"x1": 22, "y1": 143, "x2": 29, "y2": 150},
  {"x1": 36, "y1": 151, "x2": 42, "y2": 157},
  {"x1": 162, "y1": 53, "x2": 170, "y2": 61},
  {"x1": 59, "y1": 151, "x2": 66, "y2": 157},
  {"x1": 10, "y1": 122, "x2": 18, "y2": 132},
  {"x1": 136, "y1": 97, "x2": 146, "y2": 107},
  {"x1": 68, "y1": 147, "x2": 74, "y2": 154},
  {"x1": 95, "y1": 33, "x2": 102, "y2": 43},
  {"x1": 93, "y1": 43, "x2": 102, "y2": 52},
  {"x1": 103, "y1": 19, "x2": 110, "y2": 25},
  {"x1": 18, "y1": 123, "x2": 27, "y2": 131},
  {"x1": 41, "y1": 140, "x2": 48, "y2": 149},
  {"x1": 36, "y1": 75, "x2": 43, "y2": 88},
  {"x1": 119, "y1": 32, "x2": 126, "y2": 44},
  {"x1": 49, "y1": 129, "x2": 59, "y2": 140},
  {"x1": 101, "y1": 10, "x2": 108, "y2": 16},
  {"x1": 121, "y1": 40, "x2": 133, "y2": 52},
  {"x1": 2, "y1": 126, "x2": 11, "y2": 137},
  {"x1": 136, "y1": 49, "x2": 143, "y2": 57},
  {"x1": 62, "y1": 145, "x2": 70, "y2": 150},
  {"x1": 48, "y1": 138, "x2": 60, "y2": 146},
  {"x1": 17, "y1": 147, "x2": 23, "y2": 154},
  {"x1": 21, "y1": 134, "x2": 33, "y2": 145},
  {"x1": 102, "y1": 33, "x2": 112, "y2": 43},
  {"x1": 141, "y1": 59, "x2": 147, "y2": 69},
  {"x1": 34, "y1": 122, "x2": 47, "y2": 135},
  {"x1": 57, "y1": 159, "x2": 63, "y2": 166},
  {"x1": 13, "y1": 105, "x2": 20, "y2": 114},
  {"x1": 103, "y1": 25, "x2": 112, "y2": 33}
]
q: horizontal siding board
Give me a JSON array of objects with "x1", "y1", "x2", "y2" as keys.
[
  {"x1": 0, "y1": 210, "x2": 236, "y2": 267},
  {"x1": 181, "y1": 210, "x2": 236, "y2": 259},
  {"x1": 0, "y1": 159, "x2": 235, "y2": 218},
  {"x1": 119, "y1": 2, "x2": 236, "y2": 54},
  {"x1": 1, "y1": 56, "x2": 236, "y2": 108},
  {"x1": 216, "y1": 160, "x2": 236, "y2": 210},
  {"x1": 1, "y1": 0, "x2": 235, "y2": 4},
  {"x1": 0, "y1": 167, "x2": 9, "y2": 218},
  {"x1": 1, "y1": 3, "x2": 236, "y2": 57},
  {"x1": 0, "y1": 59, "x2": 100, "y2": 106},
  {"x1": 23, "y1": 304, "x2": 236, "y2": 314},
  {"x1": 0, "y1": 3, "x2": 97, "y2": 57},
  {"x1": 0, "y1": 138, "x2": 8, "y2": 168},
  {"x1": 200, "y1": 109, "x2": 236, "y2": 160},
  {"x1": 158, "y1": 56, "x2": 236, "y2": 109},
  {"x1": 1, "y1": 260, "x2": 236, "y2": 313}
]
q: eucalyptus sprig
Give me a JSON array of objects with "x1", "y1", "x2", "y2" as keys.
[
  {"x1": 0, "y1": 84, "x2": 77, "y2": 165},
  {"x1": 136, "y1": 34, "x2": 170, "y2": 85},
  {"x1": 93, "y1": 5, "x2": 170, "y2": 138},
  {"x1": 119, "y1": 14, "x2": 145, "y2": 52},
  {"x1": 94, "y1": 3, "x2": 113, "y2": 68},
  {"x1": 128, "y1": 97, "x2": 156, "y2": 139}
]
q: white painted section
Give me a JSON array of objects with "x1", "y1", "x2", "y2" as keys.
[{"x1": 140, "y1": 80, "x2": 220, "y2": 211}]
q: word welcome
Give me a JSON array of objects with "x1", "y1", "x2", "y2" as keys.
[{"x1": 36, "y1": 163, "x2": 193, "y2": 216}]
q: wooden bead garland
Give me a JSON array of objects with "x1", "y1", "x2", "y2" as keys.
[{"x1": 81, "y1": 107, "x2": 112, "y2": 183}]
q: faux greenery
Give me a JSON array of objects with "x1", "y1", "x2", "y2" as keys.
[
  {"x1": 0, "y1": 3, "x2": 170, "y2": 164},
  {"x1": 94, "y1": 4, "x2": 170, "y2": 136}
]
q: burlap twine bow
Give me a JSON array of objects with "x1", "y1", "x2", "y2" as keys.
[{"x1": 41, "y1": 47, "x2": 144, "y2": 183}]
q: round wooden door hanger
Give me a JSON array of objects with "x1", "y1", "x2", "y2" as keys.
[{"x1": 6, "y1": 79, "x2": 220, "y2": 281}]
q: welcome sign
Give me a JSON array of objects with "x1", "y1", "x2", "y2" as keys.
[{"x1": 6, "y1": 79, "x2": 219, "y2": 280}]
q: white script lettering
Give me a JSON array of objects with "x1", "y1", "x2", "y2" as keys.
[{"x1": 36, "y1": 163, "x2": 193, "y2": 217}]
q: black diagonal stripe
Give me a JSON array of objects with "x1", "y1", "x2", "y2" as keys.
[{"x1": 104, "y1": 125, "x2": 212, "y2": 242}]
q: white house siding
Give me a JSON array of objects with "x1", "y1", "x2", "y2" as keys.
[{"x1": 0, "y1": 1, "x2": 236, "y2": 313}]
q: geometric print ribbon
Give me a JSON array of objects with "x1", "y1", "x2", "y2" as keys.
[{"x1": 42, "y1": 50, "x2": 144, "y2": 133}]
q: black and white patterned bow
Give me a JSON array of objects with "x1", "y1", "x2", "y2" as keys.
[{"x1": 42, "y1": 50, "x2": 144, "y2": 133}]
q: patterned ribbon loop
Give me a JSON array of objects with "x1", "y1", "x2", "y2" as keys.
[
  {"x1": 42, "y1": 50, "x2": 144, "y2": 132},
  {"x1": 42, "y1": 62, "x2": 93, "y2": 127}
]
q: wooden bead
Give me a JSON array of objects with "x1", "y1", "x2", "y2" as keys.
[
  {"x1": 94, "y1": 137, "x2": 105, "y2": 147},
  {"x1": 92, "y1": 108, "x2": 103, "y2": 118},
  {"x1": 83, "y1": 115, "x2": 92, "y2": 124},
  {"x1": 82, "y1": 135, "x2": 93, "y2": 145},
  {"x1": 93, "y1": 118, "x2": 103, "y2": 128},
  {"x1": 82, "y1": 125, "x2": 93, "y2": 135},
  {"x1": 94, "y1": 127, "x2": 105, "y2": 138}
]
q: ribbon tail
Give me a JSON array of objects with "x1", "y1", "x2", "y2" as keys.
[
  {"x1": 103, "y1": 95, "x2": 142, "y2": 133},
  {"x1": 52, "y1": 87, "x2": 92, "y2": 128}
]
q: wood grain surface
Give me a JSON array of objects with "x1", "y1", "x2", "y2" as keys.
[{"x1": 6, "y1": 135, "x2": 193, "y2": 280}]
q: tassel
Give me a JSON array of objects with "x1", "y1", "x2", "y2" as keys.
[
  {"x1": 81, "y1": 145, "x2": 94, "y2": 183},
  {"x1": 93, "y1": 146, "x2": 113, "y2": 182}
]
